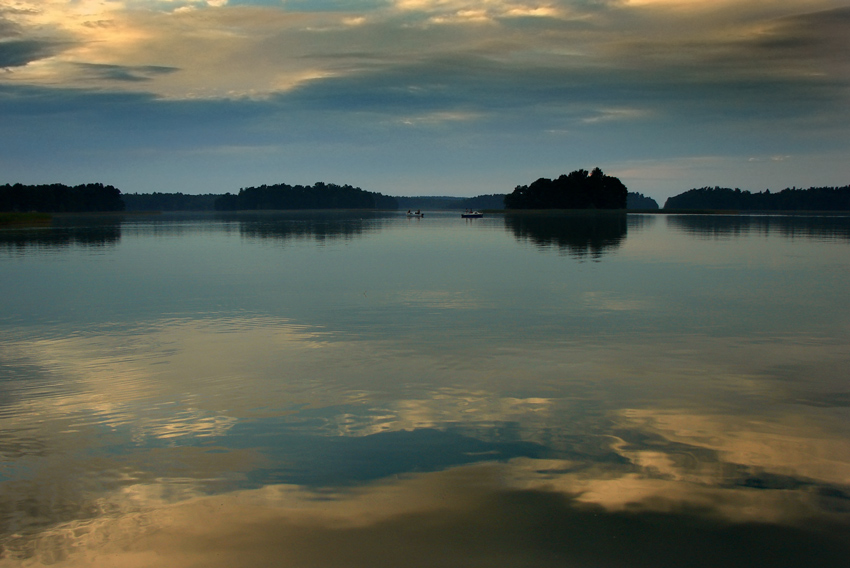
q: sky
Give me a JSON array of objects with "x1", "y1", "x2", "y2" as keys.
[{"x1": 1, "y1": 0, "x2": 848, "y2": 201}]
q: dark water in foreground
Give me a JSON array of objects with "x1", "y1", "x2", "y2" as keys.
[{"x1": 1, "y1": 211, "x2": 848, "y2": 567}]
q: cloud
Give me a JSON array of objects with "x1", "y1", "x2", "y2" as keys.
[
  {"x1": 0, "y1": 38, "x2": 64, "y2": 67},
  {"x1": 0, "y1": 0, "x2": 848, "y2": 195},
  {"x1": 747, "y1": 155, "x2": 791, "y2": 163},
  {"x1": 751, "y1": 6, "x2": 850, "y2": 64},
  {"x1": 2, "y1": 0, "x2": 847, "y2": 119},
  {"x1": 283, "y1": 0, "x2": 391, "y2": 12},
  {"x1": 579, "y1": 107, "x2": 650, "y2": 123},
  {"x1": 73, "y1": 62, "x2": 180, "y2": 82}
]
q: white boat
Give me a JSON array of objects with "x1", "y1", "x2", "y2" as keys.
[
  {"x1": 461, "y1": 211, "x2": 483, "y2": 218},
  {"x1": 406, "y1": 210, "x2": 424, "y2": 217}
]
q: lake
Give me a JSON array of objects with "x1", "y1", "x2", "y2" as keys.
[{"x1": 1, "y1": 210, "x2": 848, "y2": 567}]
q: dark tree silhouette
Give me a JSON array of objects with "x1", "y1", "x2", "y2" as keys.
[
  {"x1": 460, "y1": 194, "x2": 506, "y2": 210},
  {"x1": 214, "y1": 183, "x2": 397, "y2": 211},
  {"x1": 505, "y1": 168, "x2": 628, "y2": 210},
  {"x1": 663, "y1": 186, "x2": 850, "y2": 211},
  {"x1": 627, "y1": 192, "x2": 659, "y2": 210},
  {"x1": 0, "y1": 183, "x2": 124, "y2": 212},
  {"x1": 122, "y1": 193, "x2": 220, "y2": 211}
]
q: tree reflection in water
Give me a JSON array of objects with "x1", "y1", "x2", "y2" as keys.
[
  {"x1": 0, "y1": 221, "x2": 122, "y2": 254},
  {"x1": 667, "y1": 214, "x2": 850, "y2": 241},
  {"x1": 504, "y1": 212, "x2": 628, "y2": 259},
  {"x1": 229, "y1": 210, "x2": 396, "y2": 244}
]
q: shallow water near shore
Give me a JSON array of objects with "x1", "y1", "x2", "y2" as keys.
[{"x1": 1, "y1": 211, "x2": 849, "y2": 566}]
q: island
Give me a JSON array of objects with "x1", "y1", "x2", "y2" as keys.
[{"x1": 504, "y1": 168, "x2": 628, "y2": 210}]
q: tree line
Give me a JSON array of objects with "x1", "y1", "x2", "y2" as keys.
[
  {"x1": 663, "y1": 186, "x2": 850, "y2": 210},
  {"x1": 214, "y1": 182, "x2": 398, "y2": 211},
  {"x1": 5, "y1": 179, "x2": 848, "y2": 214},
  {"x1": 122, "y1": 192, "x2": 219, "y2": 211},
  {"x1": 395, "y1": 194, "x2": 507, "y2": 211},
  {"x1": 627, "y1": 192, "x2": 658, "y2": 209},
  {"x1": 0, "y1": 183, "x2": 124, "y2": 212}
]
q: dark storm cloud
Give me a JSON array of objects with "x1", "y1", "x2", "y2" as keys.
[
  {"x1": 0, "y1": 17, "x2": 20, "y2": 38},
  {"x1": 749, "y1": 6, "x2": 850, "y2": 65},
  {"x1": 0, "y1": 83, "x2": 278, "y2": 156},
  {"x1": 281, "y1": 46, "x2": 849, "y2": 128},
  {"x1": 0, "y1": 83, "x2": 268, "y2": 130},
  {"x1": 74, "y1": 63, "x2": 181, "y2": 83},
  {"x1": 0, "y1": 39, "x2": 63, "y2": 68},
  {"x1": 0, "y1": 7, "x2": 73, "y2": 68},
  {"x1": 655, "y1": 6, "x2": 850, "y2": 82}
]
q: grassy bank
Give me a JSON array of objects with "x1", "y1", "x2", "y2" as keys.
[{"x1": 0, "y1": 212, "x2": 52, "y2": 226}]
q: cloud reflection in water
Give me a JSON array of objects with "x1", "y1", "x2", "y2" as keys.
[
  {"x1": 4, "y1": 461, "x2": 848, "y2": 567},
  {"x1": 2, "y1": 314, "x2": 849, "y2": 565},
  {"x1": 2, "y1": 213, "x2": 850, "y2": 566}
]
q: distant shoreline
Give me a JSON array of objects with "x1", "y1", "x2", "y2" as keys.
[{"x1": 486, "y1": 209, "x2": 850, "y2": 216}]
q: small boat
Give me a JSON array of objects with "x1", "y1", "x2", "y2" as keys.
[
  {"x1": 406, "y1": 210, "x2": 424, "y2": 217},
  {"x1": 461, "y1": 211, "x2": 483, "y2": 218}
]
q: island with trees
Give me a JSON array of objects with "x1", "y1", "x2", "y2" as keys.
[
  {"x1": 214, "y1": 182, "x2": 397, "y2": 211},
  {"x1": 504, "y1": 168, "x2": 628, "y2": 210},
  {"x1": 398, "y1": 192, "x2": 655, "y2": 211}
]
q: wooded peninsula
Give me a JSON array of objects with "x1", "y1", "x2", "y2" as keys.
[
  {"x1": 663, "y1": 186, "x2": 850, "y2": 211},
  {"x1": 1, "y1": 183, "x2": 124, "y2": 213},
  {"x1": 213, "y1": 183, "x2": 397, "y2": 211}
]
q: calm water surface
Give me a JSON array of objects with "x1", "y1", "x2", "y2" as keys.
[{"x1": 1, "y1": 211, "x2": 848, "y2": 567}]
